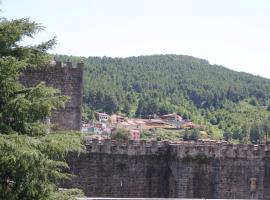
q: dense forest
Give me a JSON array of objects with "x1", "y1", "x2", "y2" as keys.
[{"x1": 55, "y1": 54, "x2": 270, "y2": 143}]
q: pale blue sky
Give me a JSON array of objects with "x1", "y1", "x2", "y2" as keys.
[{"x1": 1, "y1": 0, "x2": 270, "y2": 78}]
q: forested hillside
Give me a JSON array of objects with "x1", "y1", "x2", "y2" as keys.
[{"x1": 55, "y1": 54, "x2": 270, "y2": 143}]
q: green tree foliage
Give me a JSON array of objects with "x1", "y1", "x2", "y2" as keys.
[
  {"x1": 55, "y1": 54, "x2": 270, "y2": 143},
  {"x1": 183, "y1": 129, "x2": 200, "y2": 141},
  {"x1": 141, "y1": 128, "x2": 184, "y2": 141},
  {"x1": 249, "y1": 97, "x2": 258, "y2": 106},
  {"x1": 49, "y1": 189, "x2": 85, "y2": 200},
  {"x1": 111, "y1": 128, "x2": 130, "y2": 140},
  {"x1": 0, "y1": 133, "x2": 83, "y2": 200},
  {"x1": 259, "y1": 116, "x2": 270, "y2": 143},
  {"x1": 249, "y1": 124, "x2": 261, "y2": 144},
  {"x1": 0, "y1": 17, "x2": 84, "y2": 199},
  {"x1": 0, "y1": 18, "x2": 68, "y2": 135},
  {"x1": 267, "y1": 104, "x2": 270, "y2": 112}
]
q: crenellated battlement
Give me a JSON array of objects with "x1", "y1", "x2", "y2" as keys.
[
  {"x1": 84, "y1": 138, "x2": 270, "y2": 159},
  {"x1": 170, "y1": 142, "x2": 270, "y2": 159},
  {"x1": 49, "y1": 60, "x2": 84, "y2": 69},
  {"x1": 84, "y1": 138, "x2": 170, "y2": 155},
  {"x1": 65, "y1": 138, "x2": 270, "y2": 198},
  {"x1": 20, "y1": 61, "x2": 84, "y2": 130}
]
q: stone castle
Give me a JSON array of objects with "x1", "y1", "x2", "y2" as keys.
[
  {"x1": 20, "y1": 61, "x2": 84, "y2": 130},
  {"x1": 20, "y1": 61, "x2": 270, "y2": 199},
  {"x1": 64, "y1": 139, "x2": 270, "y2": 199}
]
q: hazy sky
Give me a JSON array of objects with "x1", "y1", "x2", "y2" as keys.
[{"x1": 1, "y1": 0, "x2": 270, "y2": 78}]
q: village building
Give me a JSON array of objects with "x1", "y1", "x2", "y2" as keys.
[
  {"x1": 95, "y1": 112, "x2": 109, "y2": 122},
  {"x1": 161, "y1": 113, "x2": 183, "y2": 121},
  {"x1": 117, "y1": 119, "x2": 145, "y2": 140},
  {"x1": 81, "y1": 121, "x2": 112, "y2": 134},
  {"x1": 182, "y1": 121, "x2": 200, "y2": 129},
  {"x1": 118, "y1": 119, "x2": 145, "y2": 130},
  {"x1": 110, "y1": 114, "x2": 125, "y2": 124},
  {"x1": 160, "y1": 113, "x2": 184, "y2": 129},
  {"x1": 81, "y1": 123, "x2": 91, "y2": 132},
  {"x1": 146, "y1": 119, "x2": 166, "y2": 126},
  {"x1": 130, "y1": 129, "x2": 140, "y2": 140}
]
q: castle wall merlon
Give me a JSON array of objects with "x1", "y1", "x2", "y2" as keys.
[
  {"x1": 85, "y1": 139, "x2": 170, "y2": 155},
  {"x1": 65, "y1": 61, "x2": 72, "y2": 68},
  {"x1": 55, "y1": 61, "x2": 62, "y2": 67},
  {"x1": 172, "y1": 143, "x2": 270, "y2": 159},
  {"x1": 77, "y1": 62, "x2": 84, "y2": 70},
  {"x1": 84, "y1": 139, "x2": 270, "y2": 159},
  {"x1": 50, "y1": 60, "x2": 84, "y2": 69}
]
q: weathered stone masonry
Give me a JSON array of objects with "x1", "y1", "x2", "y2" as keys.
[
  {"x1": 64, "y1": 140, "x2": 270, "y2": 199},
  {"x1": 19, "y1": 61, "x2": 270, "y2": 198},
  {"x1": 20, "y1": 61, "x2": 84, "y2": 130}
]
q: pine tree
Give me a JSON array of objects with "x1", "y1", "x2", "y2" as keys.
[{"x1": 0, "y1": 17, "x2": 84, "y2": 199}]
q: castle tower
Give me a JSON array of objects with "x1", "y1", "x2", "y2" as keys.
[{"x1": 20, "y1": 61, "x2": 84, "y2": 131}]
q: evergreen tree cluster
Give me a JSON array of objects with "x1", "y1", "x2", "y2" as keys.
[
  {"x1": 0, "y1": 17, "x2": 84, "y2": 199},
  {"x1": 55, "y1": 54, "x2": 270, "y2": 143}
]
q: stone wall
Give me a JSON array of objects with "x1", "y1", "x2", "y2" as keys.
[
  {"x1": 64, "y1": 140, "x2": 270, "y2": 199},
  {"x1": 20, "y1": 61, "x2": 84, "y2": 130}
]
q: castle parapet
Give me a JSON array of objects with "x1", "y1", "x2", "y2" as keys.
[
  {"x1": 84, "y1": 138, "x2": 170, "y2": 155},
  {"x1": 170, "y1": 143, "x2": 270, "y2": 159},
  {"x1": 84, "y1": 139, "x2": 270, "y2": 159},
  {"x1": 49, "y1": 60, "x2": 84, "y2": 69}
]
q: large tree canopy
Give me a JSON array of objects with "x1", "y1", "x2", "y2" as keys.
[
  {"x1": 0, "y1": 17, "x2": 84, "y2": 199},
  {"x1": 0, "y1": 18, "x2": 67, "y2": 135}
]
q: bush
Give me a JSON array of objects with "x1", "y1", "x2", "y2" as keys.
[
  {"x1": 111, "y1": 128, "x2": 130, "y2": 140},
  {"x1": 183, "y1": 129, "x2": 200, "y2": 141}
]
